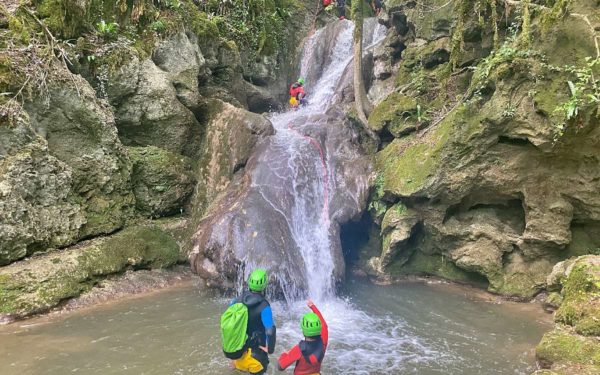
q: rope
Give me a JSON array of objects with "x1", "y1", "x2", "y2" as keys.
[{"x1": 287, "y1": 123, "x2": 330, "y2": 221}]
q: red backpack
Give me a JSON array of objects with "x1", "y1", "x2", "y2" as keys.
[{"x1": 323, "y1": 0, "x2": 332, "y2": 6}]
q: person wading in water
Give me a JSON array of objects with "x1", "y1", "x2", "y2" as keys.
[
  {"x1": 277, "y1": 300, "x2": 329, "y2": 375},
  {"x1": 223, "y1": 269, "x2": 277, "y2": 375}
]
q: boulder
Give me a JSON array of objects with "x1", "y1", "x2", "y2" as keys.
[
  {"x1": 1, "y1": 65, "x2": 134, "y2": 265},
  {"x1": 129, "y1": 146, "x2": 196, "y2": 218},
  {"x1": 0, "y1": 225, "x2": 180, "y2": 321},
  {"x1": 189, "y1": 99, "x2": 275, "y2": 216},
  {"x1": 190, "y1": 111, "x2": 370, "y2": 291},
  {"x1": 25, "y1": 73, "x2": 134, "y2": 239}
]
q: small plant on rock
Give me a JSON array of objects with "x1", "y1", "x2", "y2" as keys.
[
  {"x1": 96, "y1": 20, "x2": 119, "y2": 38},
  {"x1": 151, "y1": 19, "x2": 167, "y2": 33},
  {"x1": 552, "y1": 57, "x2": 600, "y2": 139}
]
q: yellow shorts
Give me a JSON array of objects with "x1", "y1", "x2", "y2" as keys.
[{"x1": 233, "y1": 348, "x2": 267, "y2": 374}]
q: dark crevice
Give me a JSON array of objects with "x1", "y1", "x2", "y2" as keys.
[
  {"x1": 232, "y1": 161, "x2": 246, "y2": 174},
  {"x1": 497, "y1": 135, "x2": 535, "y2": 147},
  {"x1": 389, "y1": 41, "x2": 406, "y2": 64},
  {"x1": 340, "y1": 211, "x2": 378, "y2": 266},
  {"x1": 378, "y1": 127, "x2": 395, "y2": 146}
]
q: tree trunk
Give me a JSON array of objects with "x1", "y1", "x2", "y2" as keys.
[{"x1": 352, "y1": 0, "x2": 379, "y2": 142}]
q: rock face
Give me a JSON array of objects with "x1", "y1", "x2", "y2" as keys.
[
  {"x1": 189, "y1": 111, "x2": 370, "y2": 291},
  {"x1": 129, "y1": 146, "x2": 196, "y2": 218},
  {"x1": 0, "y1": 225, "x2": 180, "y2": 321},
  {"x1": 534, "y1": 256, "x2": 600, "y2": 374},
  {"x1": 1, "y1": 67, "x2": 134, "y2": 266},
  {"x1": 190, "y1": 100, "x2": 275, "y2": 215},
  {"x1": 363, "y1": 0, "x2": 600, "y2": 298},
  {"x1": 108, "y1": 53, "x2": 204, "y2": 157}
]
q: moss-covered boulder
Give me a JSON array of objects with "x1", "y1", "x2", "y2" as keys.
[
  {"x1": 129, "y1": 146, "x2": 195, "y2": 218},
  {"x1": 533, "y1": 256, "x2": 600, "y2": 373},
  {"x1": 552, "y1": 256, "x2": 600, "y2": 336},
  {"x1": 368, "y1": 92, "x2": 420, "y2": 136},
  {"x1": 0, "y1": 225, "x2": 179, "y2": 320},
  {"x1": 536, "y1": 328, "x2": 600, "y2": 368}
]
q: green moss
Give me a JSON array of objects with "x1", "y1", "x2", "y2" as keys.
[
  {"x1": 376, "y1": 107, "x2": 463, "y2": 196},
  {"x1": 563, "y1": 264, "x2": 599, "y2": 296},
  {"x1": 99, "y1": 226, "x2": 180, "y2": 270},
  {"x1": 553, "y1": 262, "x2": 600, "y2": 336},
  {"x1": 546, "y1": 291, "x2": 564, "y2": 308},
  {"x1": 181, "y1": 1, "x2": 218, "y2": 42},
  {"x1": 0, "y1": 225, "x2": 180, "y2": 318},
  {"x1": 0, "y1": 274, "x2": 22, "y2": 314},
  {"x1": 368, "y1": 93, "x2": 418, "y2": 133},
  {"x1": 381, "y1": 203, "x2": 409, "y2": 231},
  {"x1": 536, "y1": 328, "x2": 600, "y2": 366}
]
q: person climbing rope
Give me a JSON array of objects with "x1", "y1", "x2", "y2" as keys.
[
  {"x1": 336, "y1": 0, "x2": 346, "y2": 20},
  {"x1": 371, "y1": 0, "x2": 382, "y2": 16},
  {"x1": 289, "y1": 78, "x2": 307, "y2": 109},
  {"x1": 277, "y1": 300, "x2": 329, "y2": 375},
  {"x1": 221, "y1": 269, "x2": 277, "y2": 375}
]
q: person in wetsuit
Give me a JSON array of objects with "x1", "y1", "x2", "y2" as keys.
[
  {"x1": 336, "y1": 0, "x2": 346, "y2": 20},
  {"x1": 277, "y1": 300, "x2": 328, "y2": 375},
  {"x1": 232, "y1": 269, "x2": 277, "y2": 375},
  {"x1": 289, "y1": 78, "x2": 307, "y2": 108}
]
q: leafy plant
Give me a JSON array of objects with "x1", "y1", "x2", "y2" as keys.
[
  {"x1": 502, "y1": 104, "x2": 516, "y2": 119},
  {"x1": 368, "y1": 174, "x2": 388, "y2": 218},
  {"x1": 416, "y1": 103, "x2": 429, "y2": 123},
  {"x1": 163, "y1": 0, "x2": 181, "y2": 9},
  {"x1": 96, "y1": 20, "x2": 119, "y2": 37},
  {"x1": 552, "y1": 57, "x2": 600, "y2": 138},
  {"x1": 151, "y1": 19, "x2": 167, "y2": 33}
]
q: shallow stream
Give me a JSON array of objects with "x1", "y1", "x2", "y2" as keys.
[{"x1": 0, "y1": 278, "x2": 550, "y2": 375}]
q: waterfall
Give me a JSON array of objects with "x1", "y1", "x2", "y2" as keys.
[{"x1": 260, "y1": 20, "x2": 385, "y2": 300}]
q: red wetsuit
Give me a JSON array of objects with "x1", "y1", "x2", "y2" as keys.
[
  {"x1": 289, "y1": 83, "x2": 305, "y2": 100},
  {"x1": 278, "y1": 305, "x2": 328, "y2": 375}
]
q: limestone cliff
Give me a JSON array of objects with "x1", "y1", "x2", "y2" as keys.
[{"x1": 363, "y1": 0, "x2": 600, "y2": 300}]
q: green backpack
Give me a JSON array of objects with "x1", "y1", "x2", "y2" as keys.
[{"x1": 220, "y1": 302, "x2": 249, "y2": 359}]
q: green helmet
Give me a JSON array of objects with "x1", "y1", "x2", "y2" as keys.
[
  {"x1": 301, "y1": 312, "x2": 322, "y2": 337},
  {"x1": 248, "y1": 269, "x2": 268, "y2": 292},
  {"x1": 297, "y1": 77, "x2": 305, "y2": 85}
]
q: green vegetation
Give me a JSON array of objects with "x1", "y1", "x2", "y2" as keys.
[
  {"x1": 536, "y1": 328, "x2": 600, "y2": 366},
  {"x1": 549, "y1": 57, "x2": 600, "y2": 138},
  {"x1": 96, "y1": 20, "x2": 119, "y2": 38},
  {"x1": 203, "y1": 0, "x2": 300, "y2": 58}
]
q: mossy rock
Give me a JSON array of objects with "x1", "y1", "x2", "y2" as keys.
[
  {"x1": 536, "y1": 327, "x2": 600, "y2": 368},
  {"x1": 388, "y1": 250, "x2": 486, "y2": 285},
  {"x1": 128, "y1": 146, "x2": 196, "y2": 218},
  {"x1": 368, "y1": 93, "x2": 418, "y2": 135},
  {"x1": 0, "y1": 225, "x2": 179, "y2": 319},
  {"x1": 375, "y1": 106, "x2": 464, "y2": 197},
  {"x1": 554, "y1": 260, "x2": 600, "y2": 336}
]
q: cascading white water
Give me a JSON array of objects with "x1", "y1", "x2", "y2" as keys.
[{"x1": 263, "y1": 20, "x2": 385, "y2": 301}]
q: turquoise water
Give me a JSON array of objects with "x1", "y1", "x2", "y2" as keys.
[{"x1": 0, "y1": 279, "x2": 550, "y2": 375}]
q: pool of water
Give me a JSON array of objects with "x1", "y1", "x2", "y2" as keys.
[{"x1": 0, "y1": 278, "x2": 550, "y2": 375}]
